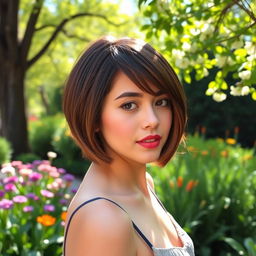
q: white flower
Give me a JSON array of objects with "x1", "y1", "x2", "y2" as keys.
[
  {"x1": 47, "y1": 151, "x2": 57, "y2": 159},
  {"x1": 1, "y1": 165, "x2": 15, "y2": 176},
  {"x1": 206, "y1": 88, "x2": 216, "y2": 96},
  {"x1": 238, "y1": 70, "x2": 251, "y2": 80},
  {"x1": 230, "y1": 85, "x2": 250, "y2": 96},
  {"x1": 172, "y1": 49, "x2": 185, "y2": 58},
  {"x1": 201, "y1": 23, "x2": 214, "y2": 35},
  {"x1": 182, "y1": 42, "x2": 191, "y2": 51},
  {"x1": 213, "y1": 92, "x2": 227, "y2": 102},
  {"x1": 231, "y1": 40, "x2": 244, "y2": 49},
  {"x1": 245, "y1": 42, "x2": 255, "y2": 55},
  {"x1": 241, "y1": 86, "x2": 250, "y2": 96},
  {"x1": 190, "y1": 28, "x2": 200, "y2": 36},
  {"x1": 215, "y1": 55, "x2": 227, "y2": 68},
  {"x1": 227, "y1": 57, "x2": 235, "y2": 66},
  {"x1": 230, "y1": 85, "x2": 241, "y2": 96},
  {"x1": 175, "y1": 58, "x2": 190, "y2": 69}
]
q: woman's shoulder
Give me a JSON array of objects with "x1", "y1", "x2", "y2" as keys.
[{"x1": 65, "y1": 195, "x2": 137, "y2": 256}]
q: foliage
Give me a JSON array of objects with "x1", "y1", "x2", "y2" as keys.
[
  {"x1": 148, "y1": 135, "x2": 256, "y2": 255},
  {"x1": 139, "y1": 0, "x2": 256, "y2": 102},
  {"x1": 0, "y1": 137, "x2": 12, "y2": 165},
  {"x1": 0, "y1": 160, "x2": 76, "y2": 256},
  {"x1": 23, "y1": 0, "x2": 143, "y2": 116},
  {"x1": 29, "y1": 114, "x2": 63, "y2": 158}
]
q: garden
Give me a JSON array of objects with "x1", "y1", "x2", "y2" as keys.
[{"x1": 1, "y1": 0, "x2": 256, "y2": 255}]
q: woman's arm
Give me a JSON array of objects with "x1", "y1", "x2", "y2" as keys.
[{"x1": 65, "y1": 199, "x2": 137, "y2": 256}]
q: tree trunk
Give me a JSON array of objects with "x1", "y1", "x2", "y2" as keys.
[
  {"x1": 0, "y1": 61, "x2": 29, "y2": 157},
  {"x1": 0, "y1": 0, "x2": 29, "y2": 157}
]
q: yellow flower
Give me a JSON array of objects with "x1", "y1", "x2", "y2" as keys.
[
  {"x1": 226, "y1": 138, "x2": 236, "y2": 145},
  {"x1": 242, "y1": 155, "x2": 253, "y2": 161},
  {"x1": 37, "y1": 214, "x2": 56, "y2": 226},
  {"x1": 169, "y1": 180, "x2": 175, "y2": 188}
]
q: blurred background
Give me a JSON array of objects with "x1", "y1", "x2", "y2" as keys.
[{"x1": 0, "y1": 0, "x2": 255, "y2": 255}]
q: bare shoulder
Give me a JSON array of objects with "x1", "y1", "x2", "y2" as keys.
[
  {"x1": 146, "y1": 171, "x2": 155, "y2": 191},
  {"x1": 64, "y1": 198, "x2": 137, "y2": 256}
]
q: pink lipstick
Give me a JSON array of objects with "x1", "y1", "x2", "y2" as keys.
[{"x1": 136, "y1": 135, "x2": 161, "y2": 149}]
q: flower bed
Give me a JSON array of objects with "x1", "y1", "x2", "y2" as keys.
[{"x1": 0, "y1": 160, "x2": 76, "y2": 256}]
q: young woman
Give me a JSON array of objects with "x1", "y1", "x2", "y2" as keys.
[{"x1": 63, "y1": 36, "x2": 195, "y2": 256}]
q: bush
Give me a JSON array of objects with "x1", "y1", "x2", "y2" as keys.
[
  {"x1": 29, "y1": 114, "x2": 63, "y2": 158},
  {"x1": 16, "y1": 153, "x2": 41, "y2": 163},
  {"x1": 0, "y1": 160, "x2": 77, "y2": 256},
  {"x1": 0, "y1": 137, "x2": 12, "y2": 165},
  {"x1": 148, "y1": 135, "x2": 256, "y2": 255}
]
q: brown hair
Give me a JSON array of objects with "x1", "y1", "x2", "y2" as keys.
[{"x1": 63, "y1": 36, "x2": 187, "y2": 166}]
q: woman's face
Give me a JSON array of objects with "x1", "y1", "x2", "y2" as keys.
[{"x1": 100, "y1": 72, "x2": 172, "y2": 165}]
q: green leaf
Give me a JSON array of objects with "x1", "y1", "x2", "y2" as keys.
[{"x1": 221, "y1": 237, "x2": 245, "y2": 254}]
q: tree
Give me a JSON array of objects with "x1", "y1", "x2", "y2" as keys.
[
  {"x1": 138, "y1": 0, "x2": 256, "y2": 102},
  {"x1": 0, "y1": 0, "x2": 134, "y2": 156}
]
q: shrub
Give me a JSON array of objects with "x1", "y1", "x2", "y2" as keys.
[
  {"x1": 0, "y1": 160, "x2": 77, "y2": 256},
  {"x1": 29, "y1": 114, "x2": 63, "y2": 158},
  {"x1": 0, "y1": 137, "x2": 12, "y2": 165}
]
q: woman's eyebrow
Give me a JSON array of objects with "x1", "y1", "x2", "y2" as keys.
[{"x1": 114, "y1": 90, "x2": 165, "y2": 100}]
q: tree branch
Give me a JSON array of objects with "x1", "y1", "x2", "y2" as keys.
[
  {"x1": 35, "y1": 24, "x2": 90, "y2": 41},
  {"x1": 234, "y1": 0, "x2": 256, "y2": 22},
  {"x1": 20, "y1": 0, "x2": 44, "y2": 64},
  {"x1": 214, "y1": 1, "x2": 237, "y2": 34},
  {"x1": 27, "y1": 12, "x2": 125, "y2": 68}
]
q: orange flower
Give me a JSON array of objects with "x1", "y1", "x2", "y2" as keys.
[
  {"x1": 177, "y1": 176, "x2": 183, "y2": 188},
  {"x1": 226, "y1": 138, "x2": 236, "y2": 145},
  {"x1": 61, "y1": 211, "x2": 67, "y2": 221},
  {"x1": 186, "y1": 180, "x2": 198, "y2": 192},
  {"x1": 201, "y1": 126, "x2": 206, "y2": 134},
  {"x1": 201, "y1": 150, "x2": 208, "y2": 156},
  {"x1": 221, "y1": 150, "x2": 229, "y2": 158},
  {"x1": 37, "y1": 214, "x2": 56, "y2": 226}
]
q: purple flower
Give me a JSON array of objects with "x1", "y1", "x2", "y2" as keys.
[
  {"x1": 0, "y1": 199, "x2": 13, "y2": 209},
  {"x1": 0, "y1": 190, "x2": 5, "y2": 197},
  {"x1": 13, "y1": 195, "x2": 28, "y2": 203},
  {"x1": 32, "y1": 160, "x2": 42, "y2": 166},
  {"x1": 58, "y1": 168, "x2": 66, "y2": 174},
  {"x1": 29, "y1": 172, "x2": 42, "y2": 182},
  {"x1": 40, "y1": 189, "x2": 54, "y2": 198},
  {"x1": 71, "y1": 187, "x2": 78, "y2": 194},
  {"x1": 59, "y1": 199, "x2": 68, "y2": 205},
  {"x1": 26, "y1": 193, "x2": 39, "y2": 200},
  {"x1": 23, "y1": 205, "x2": 34, "y2": 212},
  {"x1": 62, "y1": 174, "x2": 75, "y2": 182},
  {"x1": 44, "y1": 204, "x2": 55, "y2": 212},
  {"x1": 4, "y1": 183, "x2": 17, "y2": 192},
  {"x1": 3, "y1": 176, "x2": 19, "y2": 184}
]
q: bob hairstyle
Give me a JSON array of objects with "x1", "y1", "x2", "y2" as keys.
[{"x1": 63, "y1": 36, "x2": 187, "y2": 167}]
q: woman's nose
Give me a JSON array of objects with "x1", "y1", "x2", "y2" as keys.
[{"x1": 142, "y1": 106, "x2": 159, "y2": 129}]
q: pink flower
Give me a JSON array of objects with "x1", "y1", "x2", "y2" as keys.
[
  {"x1": 29, "y1": 172, "x2": 43, "y2": 181},
  {"x1": 19, "y1": 168, "x2": 33, "y2": 176},
  {"x1": 44, "y1": 204, "x2": 55, "y2": 212},
  {"x1": 26, "y1": 193, "x2": 39, "y2": 201},
  {"x1": 11, "y1": 161, "x2": 23, "y2": 167},
  {"x1": 0, "y1": 199, "x2": 13, "y2": 209},
  {"x1": 3, "y1": 176, "x2": 19, "y2": 184},
  {"x1": 41, "y1": 189, "x2": 54, "y2": 198},
  {"x1": 23, "y1": 205, "x2": 34, "y2": 212},
  {"x1": 13, "y1": 195, "x2": 28, "y2": 203},
  {"x1": 4, "y1": 183, "x2": 17, "y2": 192},
  {"x1": 49, "y1": 171, "x2": 60, "y2": 178}
]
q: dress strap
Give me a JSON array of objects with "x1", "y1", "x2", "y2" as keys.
[{"x1": 63, "y1": 197, "x2": 153, "y2": 255}]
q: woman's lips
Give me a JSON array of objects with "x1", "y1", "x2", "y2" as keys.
[{"x1": 136, "y1": 135, "x2": 161, "y2": 149}]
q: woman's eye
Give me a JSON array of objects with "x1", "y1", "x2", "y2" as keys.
[
  {"x1": 120, "y1": 102, "x2": 137, "y2": 111},
  {"x1": 156, "y1": 99, "x2": 170, "y2": 107}
]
